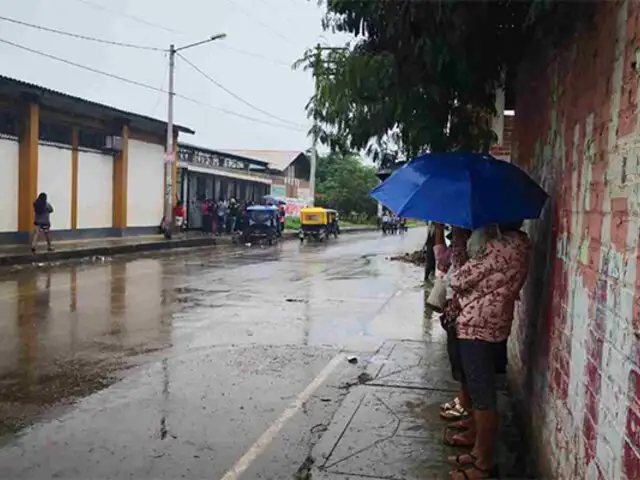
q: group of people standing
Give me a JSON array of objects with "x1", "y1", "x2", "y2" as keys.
[
  {"x1": 200, "y1": 198, "x2": 246, "y2": 235},
  {"x1": 194, "y1": 198, "x2": 286, "y2": 236},
  {"x1": 427, "y1": 222, "x2": 531, "y2": 479}
]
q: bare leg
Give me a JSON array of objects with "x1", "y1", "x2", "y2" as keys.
[
  {"x1": 449, "y1": 410, "x2": 498, "y2": 478},
  {"x1": 448, "y1": 385, "x2": 475, "y2": 443},
  {"x1": 30, "y1": 226, "x2": 40, "y2": 251},
  {"x1": 470, "y1": 409, "x2": 498, "y2": 466},
  {"x1": 43, "y1": 230, "x2": 53, "y2": 250}
]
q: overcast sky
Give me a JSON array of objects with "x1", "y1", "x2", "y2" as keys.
[{"x1": 2, "y1": 0, "x2": 348, "y2": 151}]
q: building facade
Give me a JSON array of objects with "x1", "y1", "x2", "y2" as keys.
[
  {"x1": 176, "y1": 144, "x2": 271, "y2": 229},
  {"x1": 219, "y1": 150, "x2": 312, "y2": 204},
  {"x1": 0, "y1": 75, "x2": 193, "y2": 243}
]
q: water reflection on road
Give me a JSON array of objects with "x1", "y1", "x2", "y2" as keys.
[{"x1": 0, "y1": 230, "x2": 435, "y2": 440}]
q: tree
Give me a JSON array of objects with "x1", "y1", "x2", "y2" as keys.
[
  {"x1": 297, "y1": 1, "x2": 594, "y2": 158},
  {"x1": 315, "y1": 153, "x2": 379, "y2": 219}
]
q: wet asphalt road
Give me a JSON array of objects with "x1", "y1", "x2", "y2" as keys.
[{"x1": 0, "y1": 230, "x2": 434, "y2": 479}]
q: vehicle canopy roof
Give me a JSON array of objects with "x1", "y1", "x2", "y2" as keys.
[{"x1": 300, "y1": 207, "x2": 326, "y2": 214}]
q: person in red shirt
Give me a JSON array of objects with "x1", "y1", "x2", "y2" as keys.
[
  {"x1": 278, "y1": 204, "x2": 286, "y2": 236},
  {"x1": 174, "y1": 201, "x2": 186, "y2": 232}
]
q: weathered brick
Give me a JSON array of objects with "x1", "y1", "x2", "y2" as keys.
[{"x1": 513, "y1": 1, "x2": 640, "y2": 478}]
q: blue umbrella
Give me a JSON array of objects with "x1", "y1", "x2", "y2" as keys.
[
  {"x1": 263, "y1": 195, "x2": 287, "y2": 205},
  {"x1": 370, "y1": 152, "x2": 548, "y2": 229}
]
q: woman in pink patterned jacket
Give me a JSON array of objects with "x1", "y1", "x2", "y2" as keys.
[{"x1": 447, "y1": 222, "x2": 531, "y2": 479}]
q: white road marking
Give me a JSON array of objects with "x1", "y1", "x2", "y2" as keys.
[{"x1": 219, "y1": 353, "x2": 344, "y2": 480}]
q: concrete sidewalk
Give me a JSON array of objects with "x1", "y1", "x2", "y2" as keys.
[
  {"x1": 0, "y1": 227, "x2": 376, "y2": 267},
  {"x1": 310, "y1": 340, "x2": 535, "y2": 479}
]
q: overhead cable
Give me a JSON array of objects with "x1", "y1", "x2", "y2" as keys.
[
  {"x1": 0, "y1": 37, "x2": 306, "y2": 132},
  {"x1": 0, "y1": 15, "x2": 166, "y2": 51},
  {"x1": 177, "y1": 52, "x2": 304, "y2": 128}
]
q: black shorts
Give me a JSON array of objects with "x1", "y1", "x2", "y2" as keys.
[
  {"x1": 447, "y1": 328, "x2": 507, "y2": 382},
  {"x1": 34, "y1": 222, "x2": 50, "y2": 231},
  {"x1": 459, "y1": 339, "x2": 505, "y2": 411}
]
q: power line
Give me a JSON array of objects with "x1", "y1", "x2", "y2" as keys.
[
  {"x1": 224, "y1": 0, "x2": 294, "y2": 47},
  {"x1": 0, "y1": 37, "x2": 306, "y2": 132},
  {"x1": 69, "y1": 0, "x2": 184, "y2": 35},
  {"x1": 214, "y1": 43, "x2": 293, "y2": 68},
  {"x1": 0, "y1": 15, "x2": 166, "y2": 51},
  {"x1": 175, "y1": 94, "x2": 306, "y2": 132},
  {"x1": 151, "y1": 56, "x2": 170, "y2": 117},
  {"x1": 0, "y1": 37, "x2": 165, "y2": 93},
  {"x1": 177, "y1": 52, "x2": 303, "y2": 128}
]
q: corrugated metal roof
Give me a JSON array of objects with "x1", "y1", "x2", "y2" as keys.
[
  {"x1": 0, "y1": 75, "x2": 195, "y2": 136},
  {"x1": 218, "y1": 149, "x2": 307, "y2": 171}
]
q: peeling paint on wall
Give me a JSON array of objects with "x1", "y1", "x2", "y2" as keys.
[{"x1": 512, "y1": 1, "x2": 640, "y2": 478}]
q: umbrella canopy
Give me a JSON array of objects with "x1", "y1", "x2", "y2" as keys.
[
  {"x1": 262, "y1": 195, "x2": 287, "y2": 205},
  {"x1": 370, "y1": 152, "x2": 548, "y2": 229}
]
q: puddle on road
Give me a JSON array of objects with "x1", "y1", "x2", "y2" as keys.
[{"x1": 0, "y1": 356, "x2": 130, "y2": 439}]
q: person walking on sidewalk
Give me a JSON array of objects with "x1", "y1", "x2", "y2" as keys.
[
  {"x1": 31, "y1": 192, "x2": 54, "y2": 253},
  {"x1": 446, "y1": 222, "x2": 531, "y2": 479}
]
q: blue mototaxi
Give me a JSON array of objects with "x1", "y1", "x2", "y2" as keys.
[{"x1": 243, "y1": 205, "x2": 279, "y2": 245}]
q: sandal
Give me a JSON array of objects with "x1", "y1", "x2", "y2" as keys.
[
  {"x1": 442, "y1": 425, "x2": 475, "y2": 447},
  {"x1": 450, "y1": 463, "x2": 499, "y2": 479},
  {"x1": 440, "y1": 397, "x2": 460, "y2": 412},
  {"x1": 440, "y1": 402, "x2": 469, "y2": 420}
]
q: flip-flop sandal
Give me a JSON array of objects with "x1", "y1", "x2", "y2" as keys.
[
  {"x1": 440, "y1": 397, "x2": 460, "y2": 412},
  {"x1": 442, "y1": 426, "x2": 475, "y2": 447},
  {"x1": 440, "y1": 403, "x2": 469, "y2": 420}
]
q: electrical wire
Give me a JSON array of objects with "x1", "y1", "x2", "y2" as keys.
[
  {"x1": 214, "y1": 43, "x2": 292, "y2": 68},
  {"x1": 175, "y1": 94, "x2": 306, "y2": 132},
  {"x1": 177, "y1": 52, "x2": 304, "y2": 128},
  {"x1": 151, "y1": 56, "x2": 170, "y2": 117},
  {"x1": 0, "y1": 37, "x2": 307, "y2": 132},
  {"x1": 69, "y1": 0, "x2": 184, "y2": 35},
  {"x1": 224, "y1": 0, "x2": 294, "y2": 46},
  {"x1": 0, "y1": 15, "x2": 166, "y2": 51}
]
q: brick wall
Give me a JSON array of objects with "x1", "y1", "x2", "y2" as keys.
[
  {"x1": 511, "y1": 1, "x2": 640, "y2": 478},
  {"x1": 491, "y1": 115, "x2": 514, "y2": 159}
]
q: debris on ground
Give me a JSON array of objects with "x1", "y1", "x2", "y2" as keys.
[
  {"x1": 389, "y1": 248, "x2": 429, "y2": 267},
  {"x1": 286, "y1": 298, "x2": 308, "y2": 303},
  {"x1": 347, "y1": 355, "x2": 358, "y2": 364}
]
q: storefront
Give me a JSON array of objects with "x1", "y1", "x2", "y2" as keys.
[{"x1": 177, "y1": 144, "x2": 271, "y2": 229}]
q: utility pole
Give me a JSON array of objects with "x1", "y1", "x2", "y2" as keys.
[
  {"x1": 308, "y1": 48, "x2": 320, "y2": 208},
  {"x1": 163, "y1": 44, "x2": 176, "y2": 239},
  {"x1": 163, "y1": 34, "x2": 226, "y2": 239},
  {"x1": 309, "y1": 129, "x2": 317, "y2": 207}
]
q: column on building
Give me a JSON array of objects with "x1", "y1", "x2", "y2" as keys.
[{"x1": 18, "y1": 101, "x2": 39, "y2": 232}]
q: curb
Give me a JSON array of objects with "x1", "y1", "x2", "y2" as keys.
[{"x1": 0, "y1": 227, "x2": 377, "y2": 267}]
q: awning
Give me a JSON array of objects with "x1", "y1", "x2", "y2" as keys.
[{"x1": 178, "y1": 163, "x2": 272, "y2": 185}]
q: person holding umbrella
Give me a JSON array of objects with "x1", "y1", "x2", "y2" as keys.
[
  {"x1": 444, "y1": 222, "x2": 530, "y2": 478},
  {"x1": 370, "y1": 152, "x2": 545, "y2": 478}
]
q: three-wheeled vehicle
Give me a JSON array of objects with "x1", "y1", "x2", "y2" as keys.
[
  {"x1": 243, "y1": 205, "x2": 279, "y2": 245},
  {"x1": 299, "y1": 207, "x2": 340, "y2": 242}
]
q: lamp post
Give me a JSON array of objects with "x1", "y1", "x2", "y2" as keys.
[{"x1": 163, "y1": 34, "x2": 226, "y2": 239}]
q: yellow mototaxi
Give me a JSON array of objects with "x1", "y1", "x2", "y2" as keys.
[{"x1": 299, "y1": 207, "x2": 340, "y2": 242}]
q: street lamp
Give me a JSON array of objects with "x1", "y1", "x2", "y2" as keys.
[{"x1": 163, "y1": 34, "x2": 227, "y2": 239}]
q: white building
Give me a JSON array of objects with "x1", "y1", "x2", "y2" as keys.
[{"x1": 0, "y1": 75, "x2": 193, "y2": 243}]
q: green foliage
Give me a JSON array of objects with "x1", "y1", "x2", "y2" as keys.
[
  {"x1": 315, "y1": 153, "x2": 379, "y2": 218},
  {"x1": 298, "y1": 0, "x2": 594, "y2": 158}
]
